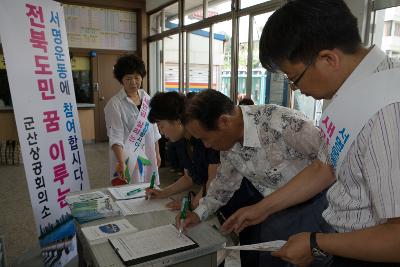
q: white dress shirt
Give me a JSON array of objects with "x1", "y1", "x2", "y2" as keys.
[{"x1": 104, "y1": 88, "x2": 161, "y2": 180}]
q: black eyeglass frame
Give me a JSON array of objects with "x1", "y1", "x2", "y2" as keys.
[{"x1": 283, "y1": 63, "x2": 312, "y2": 91}]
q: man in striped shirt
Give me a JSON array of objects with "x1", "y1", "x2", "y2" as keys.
[{"x1": 228, "y1": 0, "x2": 400, "y2": 266}]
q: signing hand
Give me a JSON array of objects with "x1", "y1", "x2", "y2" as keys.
[
  {"x1": 272, "y1": 232, "x2": 314, "y2": 267},
  {"x1": 175, "y1": 210, "x2": 200, "y2": 232},
  {"x1": 221, "y1": 202, "x2": 269, "y2": 234},
  {"x1": 145, "y1": 188, "x2": 168, "y2": 199}
]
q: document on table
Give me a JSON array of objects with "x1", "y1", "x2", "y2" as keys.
[
  {"x1": 224, "y1": 240, "x2": 286, "y2": 252},
  {"x1": 81, "y1": 219, "x2": 138, "y2": 244},
  {"x1": 66, "y1": 191, "x2": 109, "y2": 205},
  {"x1": 108, "y1": 183, "x2": 150, "y2": 200},
  {"x1": 115, "y1": 197, "x2": 171, "y2": 215},
  {"x1": 108, "y1": 224, "x2": 198, "y2": 265}
]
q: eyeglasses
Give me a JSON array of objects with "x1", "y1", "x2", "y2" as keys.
[{"x1": 284, "y1": 63, "x2": 311, "y2": 91}]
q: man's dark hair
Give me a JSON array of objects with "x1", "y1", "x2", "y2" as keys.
[
  {"x1": 186, "y1": 91, "x2": 197, "y2": 99},
  {"x1": 259, "y1": 0, "x2": 361, "y2": 72},
  {"x1": 184, "y1": 89, "x2": 235, "y2": 130},
  {"x1": 239, "y1": 98, "x2": 254, "y2": 105},
  {"x1": 113, "y1": 54, "x2": 146, "y2": 83},
  {"x1": 148, "y1": 91, "x2": 186, "y2": 123}
]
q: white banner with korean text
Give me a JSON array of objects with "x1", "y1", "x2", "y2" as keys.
[
  {"x1": 0, "y1": 0, "x2": 90, "y2": 266},
  {"x1": 319, "y1": 68, "x2": 400, "y2": 176}
]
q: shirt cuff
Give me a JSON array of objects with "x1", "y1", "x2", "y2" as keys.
[
  {"x1": 194, "y1": 204, "x2": 209, "y2": 221},
  {"x1": 109, "y1": 140, "x2": 124, "y2": 149}
]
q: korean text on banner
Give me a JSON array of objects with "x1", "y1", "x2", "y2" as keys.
[{"x1": 0, "y1": 0, "x2": 90, "y2": 266}]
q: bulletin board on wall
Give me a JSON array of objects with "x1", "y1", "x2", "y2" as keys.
[{"x1": 63, "y1": 4, "x2": 137, "y2": 51}]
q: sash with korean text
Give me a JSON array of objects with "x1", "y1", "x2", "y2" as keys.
[
  {"x1": 0, "y1": 0, "x2": 90, "y2": 266},
  {"x1": 319, "y1": 68, "x2": 400, "y2": 175},
  {"x1": 121, "y1": 93, "x2": 159, "y2": 184}
]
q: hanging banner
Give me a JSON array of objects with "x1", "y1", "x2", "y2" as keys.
[{"x1": 0, "y1": 0, "x2": 90, "y2": 266}]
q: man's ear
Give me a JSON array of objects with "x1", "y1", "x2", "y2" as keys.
[
  {"x1": 217, "y1": 114, "x2": 231, "y2": 129},
  {"x1": 317, "y1": 49, "x2": 341, "y2": 71}
]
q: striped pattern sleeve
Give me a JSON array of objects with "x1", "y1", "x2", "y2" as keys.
[{"x1": 363, "y1": 103, "x2": 400, "y2": 219}]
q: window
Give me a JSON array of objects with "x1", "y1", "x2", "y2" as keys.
[
  {"x1": 184, "y1": 0, "x2": 202, "y2": 26},
  {"x1": 184, "y1": 0, "x2": 231, "y2": 26},
  {"x1": 164, "y1": 34, "x2": 180, "y2": 92},
  {"x1": 212, "y1": 20, "x2": 231, "y2": 95},
  {"x1": 384, "y1": 20, "x2": 393, "y2": 36},
  {"x1": 71, "y1": 56, "x2": 92, "y2": 103},
  {"x1": 371, "y1": 5, "x2": 400, "y2": 60},
  {"x1": 251, "y1": 12, "x2": 274, "y2": 105},
  {"x1": 292, "y1": 90, "x2": 323, "y2": 125},
  {"x1": 149, "y1": 11, "x2": 162, "y2": 36},
  {"x1": 240, "y1": 0, "x2": 273, "y2": 9},
  {"x1": 237, "y1": 16, "x2": 249, "y2": 101},
  {"x1": 395, "y1": 22, "x2": 400, "y2": 36},
  {"x1": 148, "y1": 0, "x2": 289, "y2": 102},
  {"x1": 149, "y1": 40, "x2": 163, "y2": 95},
  {"x1": 187, "y1": 29, "x2": 209, "y2": 92},
  {"x1": 165, "y1": 2, "x2": 179, "y2": 30}
]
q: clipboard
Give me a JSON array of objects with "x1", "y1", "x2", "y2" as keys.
[{"x1": 108, "y1": 224, "x2": 199, "y2": 265}]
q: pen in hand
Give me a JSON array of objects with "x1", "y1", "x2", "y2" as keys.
[
  {"x1": 179, "y1": 196, "x2": 188, "y2": 237},
  {"x1": 148, "y1": 172, "x2": 156, "y2": 200},
  {"x1": 126, "y1": 188, "x2": 143, "y2": 196}
]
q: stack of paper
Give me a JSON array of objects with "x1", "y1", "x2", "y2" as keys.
[
  {"x1": 107, "y1": 183, "x2": 150, "y2": 200},
  {"x1": 116, "y1": 198, "x2": 171, "y2": 216},
  {"x1": 81, "y1": 219, "x2": 138, "y2": 244},
  {"x1": 224, "y1": 240, "x2": 287, "y2": 252},
  {"x1": 66, "y1": 191, "x2": 121, "y2": 223},
  {"x1": 108, "y1": 224, "x2": 198, "y2": 265}
]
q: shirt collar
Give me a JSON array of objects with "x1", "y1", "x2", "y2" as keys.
[
  {"x1": 117, "y1": 88, "x2": 146, "y2": 101},
  {"x1": 240, "y1": 105, "x2": 262, "y2": 148},
  {"x1": 334, "y1": 46, "x2": 386, "y2": 99}
]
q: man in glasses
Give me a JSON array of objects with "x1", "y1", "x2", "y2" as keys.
[
  {"x1": 176, "y1": 89, "x2": 334, "y2": 267},
  {"x1": 253, "y1": 0, "x2": 400, "y2": 266},
  {"x1": 284, "y1": 63, "x2": 312, "y2": 92}
]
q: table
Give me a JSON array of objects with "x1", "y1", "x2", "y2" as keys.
[{"x1": 73, "y1": 189, "x2": 227, "y2": 267}]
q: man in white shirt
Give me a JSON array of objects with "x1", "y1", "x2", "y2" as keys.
[
  {"x1": 235, "y1": 0, "x2": 400, "y2": 266},
  {"x1": 178, "y1": 89, "x2": 334, "y2": 267}
]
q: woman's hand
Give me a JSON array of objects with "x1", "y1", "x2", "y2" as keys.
[{"x1": 145, "y1": 188, "x2": 169, "y2": 199}]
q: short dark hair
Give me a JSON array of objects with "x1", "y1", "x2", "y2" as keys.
[
  {"x1": 148, "y1": 91, "x2": 186, "y2": 123},
  {"x1": 238, "y1": 98, "x2": 254, "y2": 105},
  {"x1": 186, "y1": 91, "x2": 197, "y2": 99},
  {"x1": 184, "y1": 89, "x2": 235, "y2": 130},
  {"x1": 259, "y1": 0, "x2": 361, "y2": 72},
  {"x1": 113, "y1": 54, "x2": 146, "y2": 83}
]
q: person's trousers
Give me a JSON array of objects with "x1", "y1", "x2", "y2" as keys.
[
  {"x1": 329, "y1": 256, "x2": 400, "y2": 266},
  {"x1": 219, "y1": 178, "x2": 334, "y2": 267}
]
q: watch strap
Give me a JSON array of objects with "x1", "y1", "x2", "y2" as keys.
[{"x1": 310, "y1": 232, "x2": 327, "y2": 257}]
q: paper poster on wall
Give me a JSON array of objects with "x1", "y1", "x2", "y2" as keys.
[
  {"x1": 63, "y1": 4, "x2": 137, "y2": 51},
  {"x1": 0, "y1": 0, "x2": 90, "y2": 266}
]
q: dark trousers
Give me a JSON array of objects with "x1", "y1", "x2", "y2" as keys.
[
  {"x1": 219, "y1": 178, "x2": 334, "y2": 267},
  {"x1": 330, "y1": 256, "x2": 400, "y2": 267}
]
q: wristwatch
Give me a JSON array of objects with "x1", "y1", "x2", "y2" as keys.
[{"x1": 310, "y1": 232, "x2": 328, "y2": 258}]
